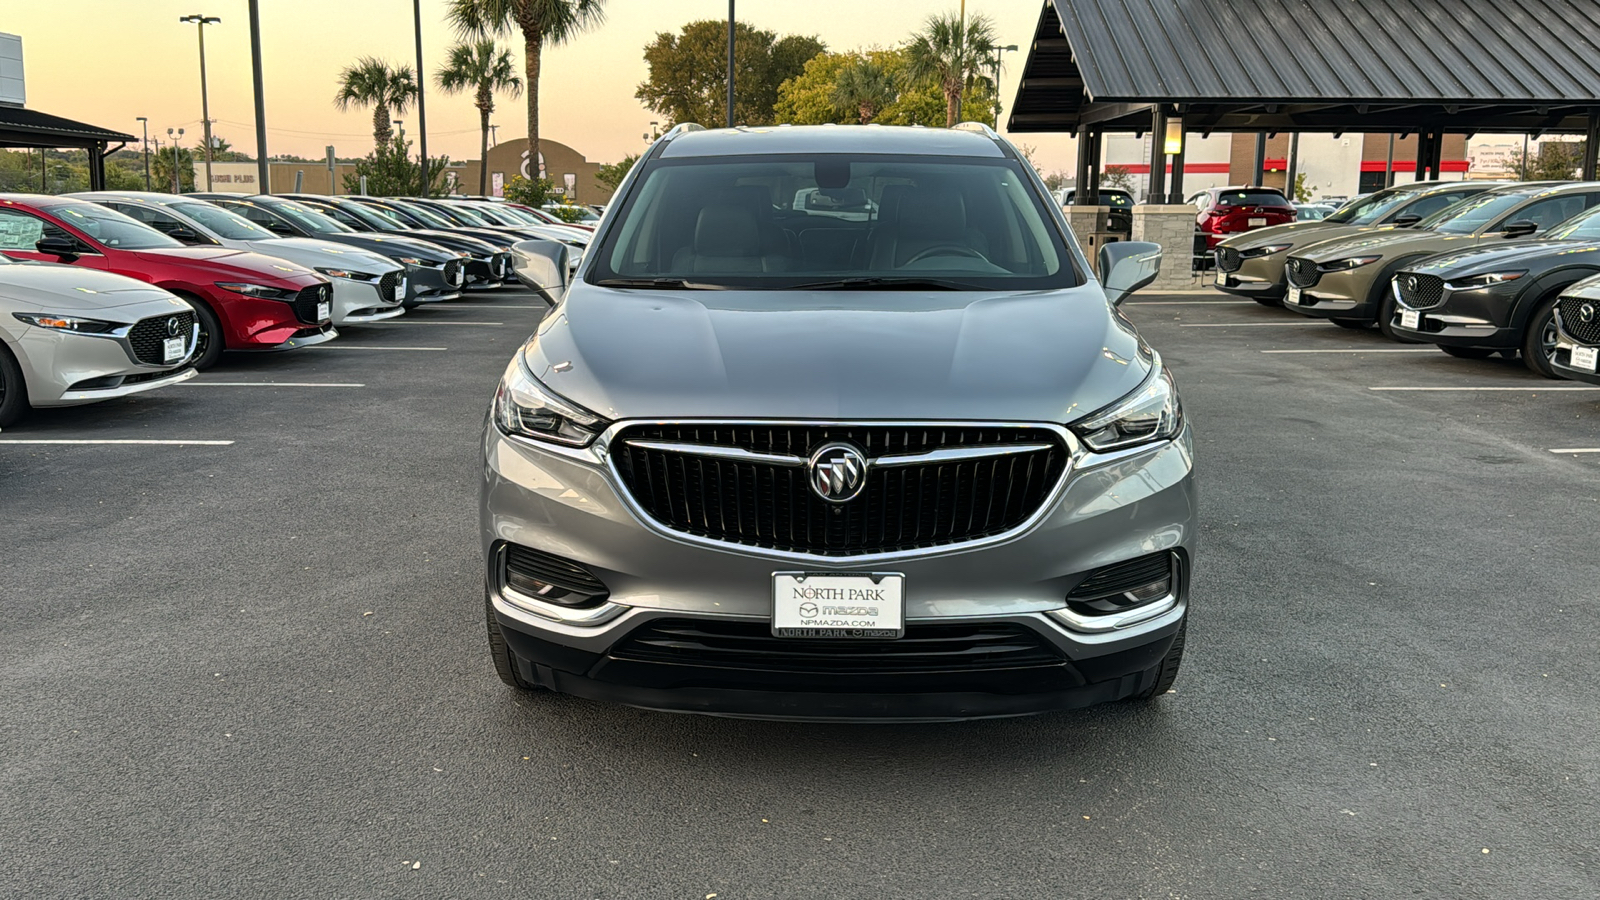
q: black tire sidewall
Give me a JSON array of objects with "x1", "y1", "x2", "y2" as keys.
[
  {"x1": 179, "y1": 295, "x2": 224, "y2": 370},
  {"x1": 0, "y1": 341, "x2": 28, "y2": 428},
  {"x1": 1521, "y1": 296, "x2": 1561, "y2": 378}
]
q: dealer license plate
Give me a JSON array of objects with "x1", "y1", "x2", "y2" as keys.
[
  {"x1": 1248, "y1": 217, "x2": 1267, "y2": 227},
  {"x1": 1400, "y1": 309, "x2": 1420, "y2": 330},
  {"x1": 316, "y1": 300, "x2": 331, "y2": 321},
  {"x1": 772, "y1": 572, "x2": 904, "y2": 639},
  {"x1": 1572, "y1": 345, "x2": 1599, "y2": 372},
  {"x1": 1286, "y1": 285, "x2": 1302, "y2": 305},
  {"x1": 397, "y1": 277, "x2": 408, "y2": 299},
  {"x1": 1214, "y1": 268, "x2": 1226, "y2": 286},
  {"x1": 162, "y1": 337, "x2": 185, "y2": 363}
]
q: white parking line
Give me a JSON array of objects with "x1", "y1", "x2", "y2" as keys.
[
  {"x1": 1180, "y1": 321, "x2": 1326, "y2": 327},
  {"x1": 1551, "y1": 447, "x2": 1600, "y2": 453},
  {"x1": 1369, "y1": 386, "x2": 1600, "y2": 392},
  {"x1": 180, "y1": 382, "x2": 365, "y2": 387},
  {"x1": 310, "y1": 345, "x2": 448, "y2": 351},
  {"x1": 434, "y1": 304, "x2": 545, "y2": 309},
  {"x1": 1126, "y1": 300, "x2": 1254, "y2": 306},
  {"x1": 1263, "y1": 348, "x2": 1437, "y2": 354},
  {"x1": 375, "y1": 320, "x2": 505, "y2": 326},
  {"x1": 0, "y1": 439, "x2": 234, "y2": 446}
]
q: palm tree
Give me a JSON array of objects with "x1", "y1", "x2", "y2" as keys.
[
  {"x1": 904, "y1": 11, "x2": 997, "y2": 127},
  {"x1": 831, "y1": 57, "x2": 898, "y2": 125},
  {"x1": 334, "y1": 57, "x2": 420, "y2": 149},
  {"x1": 436, "y1": 40, "x2": 524, "y2": 195},
  {"x1": 445, "y1": 0, "x2": 608, "y2": 180}
]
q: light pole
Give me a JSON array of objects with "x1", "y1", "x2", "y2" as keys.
[
  {"x1": 166, "y1": 127, "x2": 186, "y2": 192},
  {"x1": 992, "y1": 45, "x2": 1018, "y2": 129},
  {"x1": 136, "y1": 116, "x2": 151, "y2": 190},
  {"x1": 725, "y1": 1, "x2": 735, "y2": 128},
  {"x1": 412, "y1": 0, "x2": 429, "y2": 196},
  {"x1": 248, "y1": 0, "x2": 269, "y2": 192},
  {"x1": 179, "y1": 14, "x2": 221, "y2": 192},
  {"x1": 489, "y1": 124, "x2": 499, "y2": 148}
]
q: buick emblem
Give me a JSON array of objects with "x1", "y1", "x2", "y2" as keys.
[
  {"x1": 1582, "y1": 303, "x2": 1597, "y2": 324},
  {"x1": 165, "y1": 316, "x2": 181, "y2": 337},
  {"x1": 1406, "y1": 276, "x2": 1419, "y2": 293},
  {"x1": 807, "y1": 443, "x2": 868, "y2": 503}
]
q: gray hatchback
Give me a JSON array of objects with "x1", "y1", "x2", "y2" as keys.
[{"x1": 480, "y1": 123, "x2": 1195, "y2": 720}]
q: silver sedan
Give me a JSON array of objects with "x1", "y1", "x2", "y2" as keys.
[{"x1": 0, "y1": 253, "x2": 196, "y2": 427}]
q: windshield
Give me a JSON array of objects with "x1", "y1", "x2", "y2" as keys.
[
  {"x1": 472, "y1": 204, "x2": 521, "y2": 225},
  {"x1": 1214, "y1": 190, "x2": 1290, "y2": 208},
  {"x1": 43, "y1": 202, "x2": 182, "y2": 250},
  {"x1": 1417, "y1": 192, "x2": 1532, "y2": 234},
  {"x1": 270, "y1": 200, "x2": 352, "y2": 235},
  {"x1": 550, "y1": 205, "x2": 600, "y2": 222},
  {"x1": 589, "y1": 154, "x2": 1076, "y2": 290},
  {"x1": 336, "y1": 201, "x2": 406, "y2": 230},
  {"x1": 386, "y1": 201, "x2": 457, "y2": 229},
  {"x1": 174, "y1": 202, "x2": 274, "y2": 240},
  {"x1": 1325, "y1": 188, "x2": 1411, "y2": 224},
  {"x1": 1546, "y1": 206, "x2": 1600, "y2": 240},
  {"x1": 420, "y1": 202, "x2": 479, "y2": 226}
]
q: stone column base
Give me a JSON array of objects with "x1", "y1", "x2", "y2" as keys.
[{"x1": 1131, "y1": 205, "x2": 1201, "y2": 291}]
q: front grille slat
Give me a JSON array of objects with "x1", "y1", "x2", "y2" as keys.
[
  {"x1": 1558, "y1": 296, "x2": 1600, "y2": 345},
  {"x1": 1286, "y1": 257, "x2": 1320, "y2": 288},
  {"x1": 611, "y1": 424, "x2": 1066, "y2": 556},
  {"x1": 1216, "y1": 247, "x2": 1242, "y2": 272},
  {"x1": 126, "y1": 311, "x2": 196, "y2": 365},
  {"x1": 292, "y1": 285, "x2": 330, "y2": 323},
  {"x1": 1397, "y1": 273, "x2": 1445, "y2": 310},
  {"x1": 378, "y1": 269, "x2": 401, "y2": 302}
]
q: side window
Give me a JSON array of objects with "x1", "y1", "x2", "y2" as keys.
[
  {"x1": 234, "y1": 205, "x2": 289, "y2": 232},
  {"x1": 111, "y1": 203, "x2": 202, "y2": 241},
  {"x1": 0, "y1": 208, "x2": 45, "y2": 251},
  {"x1": 1404, "y1": 192, "x2": 1469, "y2": 220},
  {"x1": 1499, "y1": 196, "x2": 1590, "y2": 232}
]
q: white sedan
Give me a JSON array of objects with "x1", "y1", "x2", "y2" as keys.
[
  {"x1": 0, "y1": 253, "x2": 196, "y2": 427},
  {"x1": 69, "y1": 191, "x2": 406, "y2": 326}
]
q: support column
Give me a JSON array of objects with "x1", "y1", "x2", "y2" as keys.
[
  {"x1": 88, "y1": 146, "x2": 104, "y2": 190},
  {"x1": 1413, "y1": 132, "x2": 1431, "y2": 180},
  {"x1": 1253, "y1": 133, "x2": 1267, "y2": 185},
  {"x1": 1285, "y1": 132, "x2": 1299, "y2": 200},
  {"x1": 1147, "y1": 107, "x2": 1167, "y2": 204},
  {"x1": 1074, "y1": 128, "x2": 1095, "y2": 205},
  {"x1": 1087, "y1": 130, "x2": 1103, "y2": 197},
  {"x1": 1585, "y1": 113, "x2": 1600, "y2": 181},
  {"x1": 1385, "y1": 133, "x2": 1396, "y2": 187}
]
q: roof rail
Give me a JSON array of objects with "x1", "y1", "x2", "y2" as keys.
[
  {"x1": 952, "y1": 121, "x2": 999, "y2": 138},
  {"x1": 658, "y1": 123, "x2": 705, "y2": 143}
]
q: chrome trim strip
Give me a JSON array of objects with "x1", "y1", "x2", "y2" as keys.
[
  {"x1": 1045, "y1": 555, "x2": 1184, "y2": 634},
  {"x1": 622, "y1": 440, "x2": 806, "y2": 467},
  {"x1": 493, "y1": 543, "x2": 628, "y2": 627},
  {"x1": 872, "y1": 442, "x2": 1056, "y2": 467}
]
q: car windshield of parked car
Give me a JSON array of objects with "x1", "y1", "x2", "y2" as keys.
[
  {"x1": 436, "y1": 203, "x2": 490, "y2": 226},
  {"x1": 333, "y1": 201, "x2": 403, "y2": 230},
  {"x1": 389, "y1": 201, "x2": 457, "y2": 229},
  {"x1": 1214, "y1": 190, "x2": 1290, "y2": 208},
  {"x1": 1324, "y1": 188, "x2": 1412, "y2": 224},
  {"x1": 42, "y1": 202, "x2": 183, "y2": 250},
  {"x1": 1418, "y1": 192, "x2": 1531, "y2": 234},
  {"x1": 1545, "y1": 206, "x2": 1600, "y2": 240},
  {"x1": 173, "y1": 202, "x2": 274, "y2": 241},
  {"x1": 589, "y1": 154, "x2": 1076, "y2": 290},
  {"x1": 549, "y1": 205, "x2": 600, "y2": 222},
  {"x1": 271, "y1": 201, "x2": 353, "y2": 235}
]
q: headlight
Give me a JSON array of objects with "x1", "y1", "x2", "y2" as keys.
[
  {"x1": 1321, "y1": 255, "x2": 1382, "y2": 271},
  {"x1": 1240, "y1": 243, "x2": 1292, "y2": 258},
  {"x1": 493, "y1": 350, "x2": 608, "y2": 447},
  {"x1": 12, "y1": 312, "x2": 118, "y2": 334},
  {"x1": 314, "y1": 267, "x2": 376, "y2": 281},
  {"x1": 1446, "y1": 270, "x2": 1526, "y2": 289},
  {"x1": 395, "y1": 256, "x2": 437, "y2": 267},
  {"x1": 1071, "y1": 362, "x2": 1182, "y2": 453},
  {"x1": 215, "y1": 281, "x2": 296, "y2": 300}
]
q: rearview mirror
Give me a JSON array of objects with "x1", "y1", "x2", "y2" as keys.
[
  {"x1": 509, "y1": 238, "x2": 570, "y2": 305},
  {"x1": 35, "y1": 236, "x2": 80, "y2": 257},
  {"x1": 1098, "y1": 241, "x2": 1162, "y2": 307},
  {"x1": 1502, "y1": 220, "x2": 1538, "y2": 238},
  {"x1": 1391, "y1": 213, "x2": 1422, "y2": 227}
]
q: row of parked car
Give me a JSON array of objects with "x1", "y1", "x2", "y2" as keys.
[
  {"x1": 1212, "y1": 179, "x2": 1600, "y2": 384},
  {"x1": 0, "y1": 191, "x2": 591, "y2": 427}
]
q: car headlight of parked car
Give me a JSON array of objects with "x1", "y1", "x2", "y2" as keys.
[
  {"x1": 1071, "y1": 362, "x2": 1182, "y2": 453},
  {"x1": 215, "y1": 281, "x2": 297, "y2": 300},
  {"x1": 1240, "y1": 243, "x2": 1293, "y2": 258},
  {"x1": 12, "y1": 312, "x2": 119, "y2": 334},
  {"x1": 1446, "y1": 270, "x2": 1526, "y2": 289},
  {"x1": 314, "y1": 267, "x2": 377, "y2": 281},
  {"x1": 493, "y1": 350, "x2": 609, "y2": 447},
  {"x1": 1320, "y1": 255, "x2": 1382, "y2": 271},
  {"x1": 396, "y1": 256, "x2": 437, "y2": 267}
]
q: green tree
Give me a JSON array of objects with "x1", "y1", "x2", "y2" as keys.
[
  {"x1": 1292, "y1": 172, "x2": 1315, "y2": 203},
  {"x1": 1506, "y1": 140, "x2": 1587, "y2": 180},
  {"x1": 1101, "y1": 164, "x2": 1134, "y2": 191},
  {"x1": 436, "y1": 39, "x2": 524, "y2": 196},
  {"x1": 831, "y1": 56, "x2": 897, "y2": 124},
  {"x1": 904, "y1": 11, "x2": 997, "y2": 127},
  {"x1": 446, "y1": 0, "x2": 608, "y2": 194},
  {"x1": 594, "y1": 154, "x2": 638, "y2": 192},
  {"x1": 504, "y1": 173, "x2": 558, "y2": 207},
  {"x1": 774, "y1": 51, "x2": 856, "y2": 125},
  {"x1": 636, "y1": 20, "x2": 824, "y2": 127},
  {"x1": 342, "y1": 136, "x2": 451, "y2": 197},
  {"x1": 333, "y1": 57, "x2": 419, "y2": 150},
  {"x1": 194, "y1": 134, "x2": 246, "y2": 162},
  {"x1": 152, "y1": 145, "x2": 196, "y2": 193}
]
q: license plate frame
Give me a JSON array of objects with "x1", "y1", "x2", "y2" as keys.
[
  {"x1": 1400, "y1": 309, "x2": 1420, "y2": 330},
  {"x1": 316, "y1": 300, "x2": 331, "y2": 321},
  {"x1": 162, "y1": 336, "x2": 185, "y2": 363},
  {"x1": 1214, "y1": 268, "x2": 1226, "y2": 286},
  {"x1": 772, "y1": 572, "x2": 905, "y2": 639},
  {"x1": 1573, "y1": 345, "x2": 1599, "y2": 372},
  {"x1": 1286, "y1": 285, "x2": 1303, "y2": 305},
  {"x1": 1248, "y1": 217, "x2": 1267, "y2": 227}
]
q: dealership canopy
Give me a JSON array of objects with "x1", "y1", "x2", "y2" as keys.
[{"x1": 0, "y1": 106, "x2": 134, "y2": 190}]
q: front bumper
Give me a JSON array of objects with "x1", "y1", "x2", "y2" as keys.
[
  {"x1": 1387, "y1": 281, "x2": 1522, "y2": 348},
  {"x1": 1551, "y1": 339, "x2": 1600, "y2": 385},
  {"x1": 330, "y1": 279, "x2": 404, "y2": 325},
  {"x1": 1280, "y1": 265, "x2": 1384, "y2": 320},
  {"x1": 481, "y1": 422, "x2": 1197, "y2": 720},
  {"x1": 403, "y1": 261, "x2": 465, "y2": 305},
  {"x1": 11, "y1": 322, "x2": 199, "y2": 408},
  {"x1": 230, "y1": 324, "x2": 338, "y2": 352},
  {"x1": 1213, "y1": 250, "x2": 1291, "y2": 298}
]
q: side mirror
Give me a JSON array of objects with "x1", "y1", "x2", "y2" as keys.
[
  {"x1": 509, "y1": 238, "x2": 570, "y2": 304},
  {"x1": 265, "y1": 221, "x2": 296, "y2": 236},
  {"x1": 1502, "y1": 220, "x2": 1538, "y2": 238},
  {"x1": 1391, "y1": 213, "x2": 1422, "y2": 228},
  {"x1": 35, "y1": 235, "x2": 80, "y2": 257},
  {"x1": 1098, "y1": 240, "x2": 1162, "y2": 307},
  {"x1": 165, "y1": 225, "x2": 208, "y2": 245}
]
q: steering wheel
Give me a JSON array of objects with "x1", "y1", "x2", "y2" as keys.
[{"x1": 903, "y1": 244, "x2": 986, "y2": 265}]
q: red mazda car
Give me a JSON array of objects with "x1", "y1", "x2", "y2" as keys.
[
  {"x1": 1191, "y1": 186, "x2": 1296, "y2": 252},
  {"x1": 0, "y1": 195, "x2": 335, "y2": 368}
]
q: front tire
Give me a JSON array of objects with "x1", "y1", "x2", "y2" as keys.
[
  {"x1": 0, "y1": 342, "x2": 29, "y2": 428},
  {"x1": 1254, "y1": 295, "x2": 1283, "y2": 308},
  {"x1": 1440, "y1": 345, "x2": 1495, "y2": 360},
  {"x1": 1331, "y1": 318, "x2": 1368, "y2": 330},
  {"x1": 486, "y1": 593, "x2": 540, "y2": 692},
  {"x1": 1522, "y1": 296, "x2": 1561, "y2": 378},
  {"x1": 1129, "y1": 619, "x2": 1186, "y2": 702},
  {"x1": 178, "y1": 294, "x2": 224, "y2": 370}
]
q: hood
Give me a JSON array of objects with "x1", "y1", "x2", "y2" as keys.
[
  {"x1": 241, "y1": 237, "x2": 401, "y2": 274},
  {"x1": 530, "y1": 284, "x2": 1151, "y2": 423},
  {"x1": 1404, "y1": 239, "x2": 1600, "y2": 277},
  {"x1": 1562, "y1": 271, "x2": 1600, "y2": 302},
  {"x1": 1293, "y1": 228, "x2": 1482, "y2": 264},
  {"x1": 331, "y1": 232, "x2": 459, "y2": 261},
  {"x1": 133, "y1": 247, "x2": 323, "y2": 285},
  {"x1": 0, "y1": 262, "x2": 184, "y2": 312},
  {"x1": 405, "y1": 229, "x2": 502, "y2": 255},
  {"x1": 1222, "y1": 220, "x2": 1368, "y2": 250}
]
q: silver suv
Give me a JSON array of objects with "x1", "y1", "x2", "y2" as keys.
[{"x1": 480, "y1": 123, "x2": 1194, "y2": 720}]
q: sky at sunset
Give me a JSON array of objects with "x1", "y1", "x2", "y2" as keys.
[{"x1": 7, "y1": 0, "x2": 1077, "y2": 171}]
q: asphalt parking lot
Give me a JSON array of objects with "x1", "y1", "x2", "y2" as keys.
[{"x1": 3, "y1": 288, "x2": 1598, "y2": 899}]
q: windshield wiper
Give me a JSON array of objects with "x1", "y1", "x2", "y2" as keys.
[
  {"x1": 785, "y1": 276, "x2": 982, "y2": 291},
  {"x1": 591, "y1": 277, "x2": 729, "y2": 290}
]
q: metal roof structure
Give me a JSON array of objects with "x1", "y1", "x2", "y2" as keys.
[
  {"x1": 1009, "y1": 0, "x2": 1600, "y2": 135},
  {"x1": 0, "y1": 107, "x2": 134, "y2": 191}
]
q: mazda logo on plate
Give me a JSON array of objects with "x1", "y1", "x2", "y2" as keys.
[
  {"x1": 798, "y1": 603, "x2": 818, "y2": 617},
  {"x1": 1406, "y1": 276, "x2": 1419, "y2": 293},
  {"x1": 166, "y1": 316, "x2": 181, "y2": 337},
  {"x1": 807, "y1": 443, "x2": 868, "y2": 503},
  {"x1": 1582, "y1": 303, "x2": 1597, "y2": 324}
]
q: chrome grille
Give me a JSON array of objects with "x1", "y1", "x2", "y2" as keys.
[
  {"x1": 1285, "y1": 257, "x2": 1320, "y2": 288},
  {"x1": 1215, "y1": 247, "x2": 1242, "y2": 272},
  {"x1": 126, "y1": 311, "x2": 194, "y2": 365},
  {"x1": 443, "y1": 258, "x2": 465, "y2": 287},
  {"x1": 291, "y1": 284, "x2": 331, "y2": 323},
  {"x1": 378, "y1": 269, "x2": 401, "y2": 302},
  {"x1": 610, "y1": 424, "x2": 1068, "y2": 556},
  {"x1": 1557, "y1": 296, "x2": 1600, "y2": 345},
  {"x1": 1396, "y1": 273, "x2": 1445, "y2": 310}
]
